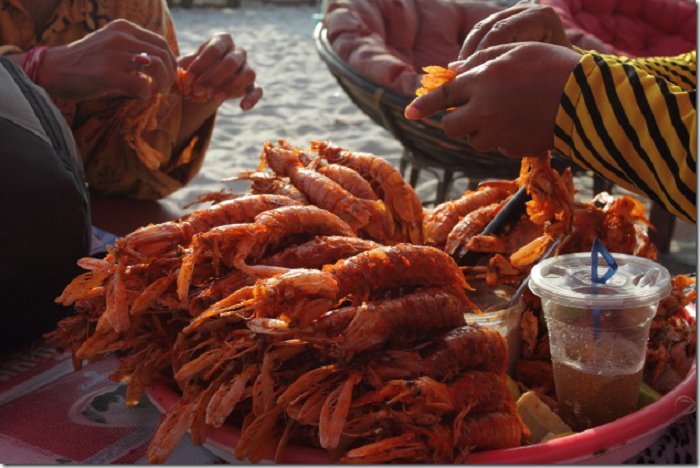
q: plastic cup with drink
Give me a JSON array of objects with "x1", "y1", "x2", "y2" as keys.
[{"x1": 528, "y1": 239, "x2": 671, "y2": 431}]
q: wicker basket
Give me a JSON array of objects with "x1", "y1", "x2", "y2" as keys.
[{"x1": 313, "y1": 23, "x2": 523, "y2": 203}]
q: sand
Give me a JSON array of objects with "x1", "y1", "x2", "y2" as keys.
[
  {"x1": 166, "y1": 1, "x2": 404, "y2": 206},
  {"x1": 164, "y1": 1, "x2": 696, "y2": 271}
]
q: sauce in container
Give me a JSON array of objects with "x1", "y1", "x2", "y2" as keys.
[{"x1": 466, "y1": 282, "x2": 523, "y2": 374}]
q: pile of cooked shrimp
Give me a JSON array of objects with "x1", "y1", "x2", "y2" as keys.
[{"x1": 46, "y1": 140, "x2": 677, "y2": 463}]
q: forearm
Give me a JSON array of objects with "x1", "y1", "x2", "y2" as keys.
[
  {"x1": 5, "y1": 48, "x2": 70, "y2": 97},
  {"x1": 176, "y1": 98, "x2": 220, "y2": 154},
  {"x1": 554, "y1": 53, "x2": 696, "y2": 224}
]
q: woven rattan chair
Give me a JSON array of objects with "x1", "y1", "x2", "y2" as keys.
[{"x1": 314, "y1": 22, "x2": 524, "y2": 204}]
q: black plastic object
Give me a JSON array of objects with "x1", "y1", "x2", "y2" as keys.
[
  {"x1": 457, "y1": 185, "x2": 530, "y2": 264},
  {"x1": 0, "y1": 57, "x2": 91, "y2": 351}
]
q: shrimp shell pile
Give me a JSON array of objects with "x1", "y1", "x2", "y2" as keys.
[
  {"x1": 415, "y1": 65, "x2": 457, "y2": 97},
  {"x1": 47, "y1": 138, "x2": 684, "y2": 462},
  {"x1": 46, "y1": 140, "x2": 530, "y2": 463},
  {"x1": 119, "y1": 67, "x2": 209, "y2": 170}
]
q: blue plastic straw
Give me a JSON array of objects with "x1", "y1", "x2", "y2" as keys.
[{"x1": 590, "y1": 237, "x2": 618, "y2": 340}]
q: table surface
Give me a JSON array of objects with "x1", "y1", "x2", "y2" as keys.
[{"x1": 0, "y1": 342, "x2": 695, "y2": 464}]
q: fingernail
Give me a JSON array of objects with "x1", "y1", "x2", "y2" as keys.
[
  {"x1": 404, "y1": 105, "x2": 419, "y2": 119},
  {"x1": 447, "y1": 61, "x2": 459, "y2": 69},
  {"x1": 240, "y1": 99, "x2": 252, "y2": 111}
]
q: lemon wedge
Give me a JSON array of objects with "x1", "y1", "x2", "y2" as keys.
[
  {"x1": 505, "y1": 375, "x2": 521, "y2": 401},
  {"x1": 541, "y1": 431, "x2": 576, "y2": 442},
  {"x1": 516, "y1": 391, "x2": 573, "y2": 444},
  {"x1": 637, "y1": 382, "x2": 661, "y2": 409}
]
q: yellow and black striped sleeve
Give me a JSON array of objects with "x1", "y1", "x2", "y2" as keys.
[
  {"x1": 572, "y1": 48, "x2": 696, "y2": 91},
  {"x1": 554, "y1": 51, "x2": 697, "y2": 224}
]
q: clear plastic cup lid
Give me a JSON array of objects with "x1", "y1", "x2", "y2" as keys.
[{"x1": 528, "y1": 252, "x2": 671, "y2": 309}]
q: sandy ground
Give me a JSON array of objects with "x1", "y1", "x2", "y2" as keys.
[
  {"x1": 166, "y1": 1, "x2": 404, "y2": 204},
  {"x1": 163, "y1": 0, "x2": 696, "y2": 273}
]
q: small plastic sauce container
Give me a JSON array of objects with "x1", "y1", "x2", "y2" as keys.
[
  {"x1": 528, "y1": 253, "x2": 671, "y2": 431},
  {"x1": 466, "y1": 282, "x2": 524, "y2": 374}
]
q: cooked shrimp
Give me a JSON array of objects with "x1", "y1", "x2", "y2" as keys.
[
  {"x1": 192, "y1": 244, "x2": 476, "y2": 330},
  {"x1": 234, "y1": 171, "x2": 310, "y2": 204},
  {"x1": 444, "y1": 201, "x2": 506, "y2": 258},
  {"x1": 298, "y1": 151, "x2": 378, "y2": 201},
  {"x1": 311, "y1": 140, "x2": 424, "y2": 244},
  {"x1": 115, "y1": 194, "x2": 300, "y2": 261},
  {"x1": 263, "y1": 236, "x2": 379, "y2": 270},
  {"x1": 177, "y1": 205, "x2": 355, "y2": 304},
  {"x1": 262, "y1": 140, "x2": 373, "y2": 231},
  {"x1": 328, "y1": 287, "x2": 467, "y2": 360},
  {"x1": 424, "y1": 181, "x2": 517, "y2": 248}
]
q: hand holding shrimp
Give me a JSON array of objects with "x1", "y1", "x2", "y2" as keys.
[
  {"x1": 178, "y1": 32, "x2": 262, "y2": 109},
  {"x1": 404, "y1": 42, "x2": 580, "y2": 157}
]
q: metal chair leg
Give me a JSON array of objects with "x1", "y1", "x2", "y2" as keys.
[
  {"x1": 399, "y1": 151, "x2": 408, "y2": 177},
  {"x1": 436, "y1": 169, "x2": 454, "y2": 204},
  {"x1": 467, "y1": 178, "x2": 480, "y2": 190},
  {"x1": 649, "y1": 202, "x2": 676, "y2": 253},
  {"x1": 409, "y1": 166, "x2": 421, "y2": 187},
  {"x1": 593, "y1": 173, "x2": 613, "y2": 195}
]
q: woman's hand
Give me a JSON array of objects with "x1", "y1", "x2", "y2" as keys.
[
  {"x1": 174, "y1": 33, "x2": 262, "y2": 152},
  {"x1": 405, "y1": 42, "x2": 580, "y2": 158},
  {"x1": 458, "y1": 1, "x2": 572, "y2": 60},
  {"x1": 178, "y1": 33, "x2": 262, "y2": 111},
  {"x1": 39, "y1": 19, "x2": 177, "y2": 101}
]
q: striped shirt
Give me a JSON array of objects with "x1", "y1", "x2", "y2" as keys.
[{"x1": 554, "y1": 51, "x2": 696, "y2": 224}]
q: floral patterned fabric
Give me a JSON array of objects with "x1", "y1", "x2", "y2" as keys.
[{"x1": 0, "y1": 0, "x2": 215, "y2": 200}]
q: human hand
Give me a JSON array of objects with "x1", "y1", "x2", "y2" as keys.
[
  {"x1": 404, "y1": 42, "x2": 581, "y2": 158},
  {"x1": 178, "y1": 33, "x2": 262, "y2": 111},
  {"x1": 458, "y1": 1, "x2": 572, "y2": 60},
  {"x1": 40, "y1": 19, "x2": 177, "y2": 101}
]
